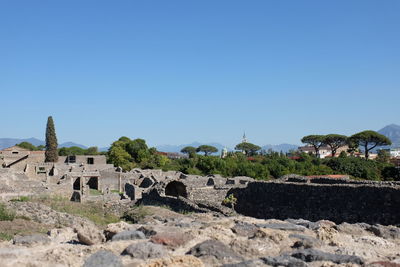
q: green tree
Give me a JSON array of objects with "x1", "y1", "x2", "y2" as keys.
[
  {"x1": 196, "y1": 145, "x2": 218, "y2": 156},
  {"x1": 108, "y1": 145, "x2": 134, "y2": 171},
  {"x1": 16, "y1": 142, "x2": 39, "y2": 151},
  {"x1": 234, "y1": 142, "x2": 261, "y2": 156},
  {"x1": 350, "y1": 131, "x2": 392, "y2": 159},
  {"x1": 45, "y1": 116, "x2": 58, "y2": 162},
  {"x1": 301, "y1": 135, "x2": 325, "y2": 158},
  {"x1": 58, "y1": 146, "x2": 86, "y2": 156},
  {"x1": 346, "y1": 138, "x2": 359, "y2": 156},
  {"x1": 85, "y1": 146, "x2": 99, "y2": 155},
  {"x1": 126, "y1": 139, "x2": 149, "y2": 163},
  {"x1": 323, "y1": 134, "x2": 348, "y2": 157},
  {"x1": 376, "y1": 150, "x2": 390, "y2": 163},
  {"x1": 180, "y1": 146, "x2": 197, "y2": 158}
]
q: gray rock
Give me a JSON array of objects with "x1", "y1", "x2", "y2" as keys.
[
  {"x1": 83, "y1": 250, "x2": 123, "y2": 267},
  {"x1": 75, "y1": 221, "x2": 105, "y2": 246},
  {"x1": 262, "y1": 255, "x2": 307, "y2": 267},
  {"x1": 111, "y1": 230, "x2": 145, "y2": 241},
  {"x1": 335, "y1": 222, "x2": 369, "y2": 235},
  {"x1": 231, "y1": 222, "x2": 259, "y2": 237},
  {"x1": 290, "y1": 249, "x2": 364, "y2": 264},
  {"x1": 187, "y1": 239, "x2": 243, "y2": 263},
  {"x1": 289, "y1": 234, "x2": 321, "y2": 249},
  {"x1": 222, "y1": 259, "x2": 266, "y2": 267},
  {"x1": 122, "y1": 241, "x2": 167, "y2": 259},
  {"x1": 256, "y1": 223, "x2": 306, "y2": 232},
  {"x1": 367, "y1": 225, "x2": 400, "y2": 239},
  {"x1": 286, "y1": 219, "x2": 317, "y2": 229},
  {"x1": 137, "y1": 226, "x2": 157, "y2": 237},
  {"x1": 13, "y1": 234, "x2": 51, "y2": 246}
]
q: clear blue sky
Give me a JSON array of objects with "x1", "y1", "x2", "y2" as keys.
[{"x1": 1, "y1": 0, "x2": 399, "y2": 148}]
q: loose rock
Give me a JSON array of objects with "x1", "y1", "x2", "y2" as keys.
[
  {"x1": 290, "y1": 248, "x2": 364, "y2": 264},
  {"x1": 74, "y1": 221, "x2": 105, "y2": 245},
  {"x1": 187, "y1": 239, "x2": 244, "y2": 265},
  {"x1": 83, "y1": 250, "x2": 123, "y2": 267},
  {"x1": 122, "y1": 241, "x2": 167, "y2": 259},
  {"x1": 13, "y1": 234, "x2": 51, "y2": 246},
  {"x1": 111, "y1": 230, "x2": 146, "y2": 241}
]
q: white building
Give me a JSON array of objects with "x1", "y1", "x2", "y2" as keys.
[{"x1": 390, "y1": 148, "x2": 400, "y2": 158}]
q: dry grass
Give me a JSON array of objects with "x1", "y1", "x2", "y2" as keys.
[{"x1": 29, "y1": 195, "x2": 120, "y2": 226}]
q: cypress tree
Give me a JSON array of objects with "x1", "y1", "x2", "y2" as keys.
[{"x1": 45, "y1": 116, "x2": 59, "y2": 162}]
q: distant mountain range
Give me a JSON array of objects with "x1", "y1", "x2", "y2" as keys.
[
  {"x1": 0, "y1": 138, "x2": 87, "y2": 150},
  {"x1": 156, "y1": 142, "x2": 299, "y2": 154},
  {"x1": 378, "y1": 124, "x2": 400, "y2": 148},
  {"x1": 1, "y1": 124, "x2": 399, "y2": 152},
  {"x1": 156, "y1": 142, "x2": 230, "y2": 154}
]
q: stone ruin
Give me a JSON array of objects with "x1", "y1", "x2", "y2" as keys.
[{"x1": 1, "y1": 145, "x2": 400, "y2": 225}]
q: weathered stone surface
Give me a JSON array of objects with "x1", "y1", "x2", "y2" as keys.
[
  {"x1": 111, "y1": 230, "x2": 145, "y2": 241},
  {"x1": 122, "y1": 241, "x2": 167, "y2": 259},
  {"x1": 137, "y1": 225, "x2": 158, "y2": 237},
  {"x1": 144, "y1": 255, "x2": 205, "y2": 267},
  {"x1": 290, "y1": 248, "x2": 364, "y2": 264},
  {"x1": 228, "y1": 181, "x2": 400, "y2": 225},
  {"x1": 231, "y1": 222, "x2": 259, "y2": 237},
  {"x1": 262, "y1": 255, "x2": 308, "y2": 267},
  {"x1": 366, "y1": 262, "x2": 400, "y2": 267},
  {"x1": 104, "y1": 221, "x2": 135, "y2": 240},
  {"x1": 150, "y1": 231, "x2": 192, "y2": 248},
  {"x1": 335, "y1": 222, "x2": 369, "y2": 235},
  {"x1": 256, "y1": 223, "x2": 306, "y2": 232},
  {"x1": 368, "y1": 225, "x2": 400, "y2": 239},
  {"x1": 74, "y1": 221, "x2": 105, "y2": 245},
  {"x1": 13, "y1": 234, "x2": 51, "y2": 246},
  {"x1": 83, "y1": 250, "x2": 123, "y2": 267},
  {"x1": 187, "y1": 239, "x2": 244, "y2": 265},
  {"x1": 222, "y1": 259, "x2": 266, "y2": 267},
  {"x1": 286, "y1": 218, "x2": 317, "y2": 229},
  {"x1": 289, "y1": 234, "x2": 321, "y2": 249}
]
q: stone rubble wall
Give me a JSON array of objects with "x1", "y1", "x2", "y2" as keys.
[{"x1": 228, "y1": 180, "x2": 400, "y2": 225}]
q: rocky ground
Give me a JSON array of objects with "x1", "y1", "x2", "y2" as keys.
[{"x1": 0, "y1": 201, "x2": 400, "y2": 267}]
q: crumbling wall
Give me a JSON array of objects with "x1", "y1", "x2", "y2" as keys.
[{"x1": 228, "y1": 181, "x2": 400, "y2": 225}]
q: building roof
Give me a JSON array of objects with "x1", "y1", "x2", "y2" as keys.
[{"x1": 1, "y1": 145, "x2": 30, "y2": 152}]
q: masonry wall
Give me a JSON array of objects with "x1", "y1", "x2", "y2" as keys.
[{"x1": 228, "y1": 181, "x2": 400, "y2": 225}]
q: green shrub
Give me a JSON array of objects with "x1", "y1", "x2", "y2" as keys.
[
  {"x1": 0, "y1": 203, "x2": 15, "y2": 221},
  {"x1": 222, "y1": 194, "x2": 238, "y2": 208},
  {"x1": 122, "y1": 205, "x2": 151, "y2": 223},
  {"x1": 0, "y1": 232, "x2": 13, "y2": 241},
  {"x1": 10, "y1": 196, "x2": 30, "y2": 202}
]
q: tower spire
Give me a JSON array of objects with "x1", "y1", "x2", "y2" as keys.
[{"x1": 242, "y1": 131, "x2": 247, "y2": 143}]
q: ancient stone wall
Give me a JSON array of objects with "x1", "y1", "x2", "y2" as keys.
[{"x1": 228, "y1": 181, "x2": 400, "y2": 225}]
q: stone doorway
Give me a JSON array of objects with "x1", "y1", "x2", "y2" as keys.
[{"x1": 165, "y1": 181, "x2": 188, "y2": 198}]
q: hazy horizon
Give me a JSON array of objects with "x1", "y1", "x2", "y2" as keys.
[{"x1": 1, "y1": 1, "x2": 399, "y2": 148}]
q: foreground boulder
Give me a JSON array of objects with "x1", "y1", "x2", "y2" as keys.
[
  {"x1": 83, "y1": 250, "x2": 123, "y2": 267},
  {"x1": 13, "y1": 234, "x2": 51, "y2": 246},
  {"x1": 104, "y1": 221, "x2": 135, "y2": 240},
  {"x1": 74, "y1": 222, "x2": 105, "y2": 245},
  {"x1": 262, "y1": 255, "x2": 307, "y2": 267},
  {"x1": 290, "y1": 248, "x2": 365, "y2": 264},
  {"x1": 122, "y1": 241, "x2": 167, "y2": 259},
  {"x1": 187, "y1": 239, "x2": 244, "y2": 265},
  {"x1": 150, "y1": 231, "x2": 192, "y2": 248},
  {"x1": 111, "y1": 230, "x2": 145, "y2": 241}
]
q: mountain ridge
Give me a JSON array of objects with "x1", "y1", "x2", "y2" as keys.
[
  {"x1": 378, "y1": 124, "x2": 400, "y2": 148},
  {"x1": 1, "y1": 123, "x2": 398, "y2": 152}
]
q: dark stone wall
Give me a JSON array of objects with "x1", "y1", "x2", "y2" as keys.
[{"x1": 228, "y1": 182, "x2": 400, "y2": 225}]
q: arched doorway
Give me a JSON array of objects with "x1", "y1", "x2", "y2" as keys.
[
  {"x1": 87, "y1": 177, "x2": 99, "y2": 190},
  {"x1": 165, "y1": 181, "x2": 188, "y2": 198},
  {"x1": 73, "y1": 177, "x2": 81, "y2": 190}
]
